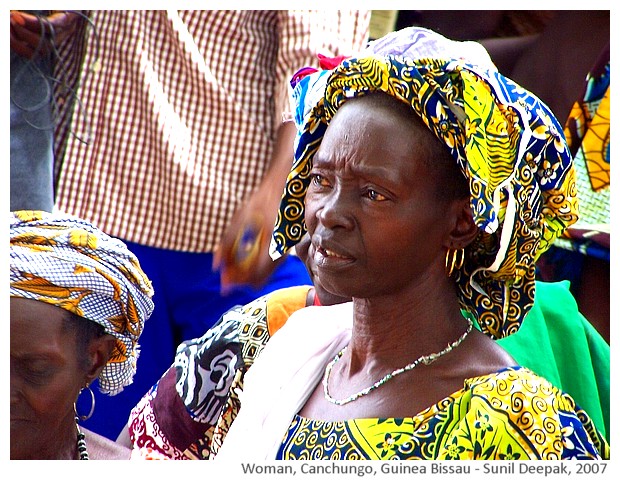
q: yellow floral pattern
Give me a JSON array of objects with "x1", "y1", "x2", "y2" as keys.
[{"x1": 278, "y1": 368, "x2": 609, "y2": 460}]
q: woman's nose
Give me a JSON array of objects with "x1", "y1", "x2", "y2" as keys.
[{"x1": 317, "y1": 188, "x2": 355, "y2": 230}]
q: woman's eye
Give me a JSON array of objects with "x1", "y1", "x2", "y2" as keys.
[
  {"x1": 365, "y1": 189, "x2": 387, "y2": 201},
  {"x1": 25, "y1": 368, "x2": 51, "y2": 385},
  {"x1": 311, "y1": 174, "x2": 329, "y2": 187}
]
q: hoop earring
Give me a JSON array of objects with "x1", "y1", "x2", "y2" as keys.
[
  {"x1": 74, "y1": 384, "x2": 96, "y2": 422},
  {"x1": 445, "y1": 248, "x2": 464, "y2": 277}
]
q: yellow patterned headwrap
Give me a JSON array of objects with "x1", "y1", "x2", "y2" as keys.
[
  {"x1": 10, "y1": 210, "x2": 155, "y2": 395},
  {"x1": 270, "y1": 28, "x2": 578, "y2": 339}
]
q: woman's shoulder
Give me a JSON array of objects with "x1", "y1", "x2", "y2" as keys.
[
  {"x1": 456, "y1": 367, "x2": 608, "y2": 460},
  {"x1": 174, "y1": 286, "x2": 311, "y2": 368},
  {"x1": 463, "y1": 366, "x2": 576, "y2": 409},
  {"x1": 465, "y1": 365, "x2": 550, "y2": 388},
  {"x1": 127, "y1": 286, "x2": 314, "y2": 460},
  {"x1": 265, "y1": 285, "x2": 312, "y2": 336}
]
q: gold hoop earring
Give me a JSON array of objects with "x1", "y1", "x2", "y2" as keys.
[
  {"x1": 445, "y1": 248, "x2": 464, "y2": 277},
  {"x1": 74, "y1": 384, "x2": 96, "y2": 422}
]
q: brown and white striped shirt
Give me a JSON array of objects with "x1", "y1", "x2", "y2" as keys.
[{"x1": 55, "y1": 10, "x2": 370, "y2": 252}]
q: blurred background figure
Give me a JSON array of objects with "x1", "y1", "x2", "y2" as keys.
[
  {"x1": 52, "y1": 10, "x2": 370, "y2": 439},
  {"x1": 10, "y1": 10, "x2": 91, "y2": 212}
]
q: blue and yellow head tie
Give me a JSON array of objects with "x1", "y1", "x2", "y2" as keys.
[{"x1": 270, "y1": 28, "x2": 578, "y2": 339}]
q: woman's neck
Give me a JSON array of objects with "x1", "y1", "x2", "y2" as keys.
[
  {"x1": 37, "y1": 417, "x2": 80, "y2": 460},
  {"x1": 347, "y1": 283, "x2": 467, "y2": 373}
]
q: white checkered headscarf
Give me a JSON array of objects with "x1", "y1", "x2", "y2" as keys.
[{"x1": 10, "y1": 210, "x2": 154, "y2": 394}]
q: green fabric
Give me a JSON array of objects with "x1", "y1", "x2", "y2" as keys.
[{"x1": 495, "y1": 280, "x2": 609, "y2": 441}]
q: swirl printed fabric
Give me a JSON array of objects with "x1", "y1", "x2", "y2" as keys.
[
  {"x1": 10, "y1": 210, "x2": 154, "y2": 395},
  {"x1": 270, "y1": 27, "x2": 578, "y2": 339},
  {"x1": 277, "y1": 367, "x2": 609, "y2": 460},
  {"x1": 125, "y1": 283, "x2": 608, "y2": 459}
]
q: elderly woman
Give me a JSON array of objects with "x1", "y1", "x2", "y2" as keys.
[
  {"x1": 120, "y1": 231, "x2": 608, "y2": 459},
  {"x1": 10, "y1": 210, "x2": 154, "y2": 460},
  {"x1": 119, "y1": 26, "x2": 608, "y2": 461},
  {"x1": 211, "y1": 27, "x2": 608, "y2": 460}
]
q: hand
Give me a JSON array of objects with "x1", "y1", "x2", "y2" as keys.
[
  {"x1": 213, "y1": 121, "x2": 297, "y2": 293},
  {"x1": 10, "y1": 10, "x2": 80, "y2": 59},
  {"x1": 212, "y1": 187, "x2": 286, "y2": 294}
]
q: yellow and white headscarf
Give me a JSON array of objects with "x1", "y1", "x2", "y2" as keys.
[
  {"x1": 10, "y1": 210, "x2": 155, "y2": 395},
  {"x1": 270, "y1": 27, "x2": 578, "y2": 339}
]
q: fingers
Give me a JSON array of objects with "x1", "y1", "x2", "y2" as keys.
[
  {"x1": 213, "y1": 212, "x2": 288, "y2": 293},
  {"x1": 219, "y1": 250, "x2": 282, "y2": 294},
  {"x1": 46, "y1": 11, "x2": 80, "y2": 43},
  {"x1": 216, "y1": 220, "x2": 268, "y2": 292},
  {"x1": 211, "y1": 227, "x2": 236, "y2": 272},
  {"x1": 10, "y1": 12, "x2": 50, "y2": 58},
  {"x1": 11, "y1": 11, "x2": 39, "y2": 29},
  {"x1": 9, "y1": 10, "x2": 79, "y2": 58},
  {"x1": 213, "y1": 208, "x2": 263, "y2": 270},
  {"x1": 10, "y1": 28, "x2": 36, "y2": 58},
  {"x1": 212, "y1": 151, "x2": 285, "y2": 290}
]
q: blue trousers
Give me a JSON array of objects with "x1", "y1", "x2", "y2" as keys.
[{"x1": 79, "y1": 240, "x2": 311, "y2": 439}]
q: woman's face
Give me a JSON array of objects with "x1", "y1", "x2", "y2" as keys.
[
  {"x1": 304, "y1": 96, "x2": 455, "y2": 300},
  {"x1": 10, "y1": 297, "x2": 86, "y2": 459}
]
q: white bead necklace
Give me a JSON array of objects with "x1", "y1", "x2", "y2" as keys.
[
  {"x1": 323, "y1": 318, "x2": 473, "y2": 406},
  {"x1": 76, "y1": 420, "x2": 89, "y2": 460}
]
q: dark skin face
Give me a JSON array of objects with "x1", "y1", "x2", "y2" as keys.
[
  {"x1": 10, "y1": 297, "x2": 114, "y2": 459},
  {"x1": 305, "y1": 95, "x2": 467, "y2": 302},
  {"x1": 299, "y1": 94, "x2": 514, "y2": 422}
]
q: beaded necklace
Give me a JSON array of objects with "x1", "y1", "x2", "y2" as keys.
[
  {"x1": 76, "y1": 421, "x2": 89, "y2": 460},
  {"x1": 323, "y1": 318, "x2": 473, "y2": 406}
]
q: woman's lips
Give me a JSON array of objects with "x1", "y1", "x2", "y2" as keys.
[
  {"x1": 314, "y1": 245, "x2": 355, "y2": 267},
  {"x1": 322, "y1": 248, "x2": 349, "y2": 259}
]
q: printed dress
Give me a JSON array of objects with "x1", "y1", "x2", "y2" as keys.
[
  {"x1": 128, "y1": 283, "x2": 609, "y2": 460},
  {"x1": 277, "y1": 367, "x2": 608, "y2": 460}
]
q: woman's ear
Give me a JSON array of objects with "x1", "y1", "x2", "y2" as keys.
[
  {"x1": 444, "y1": 197, "x2": 479, "y2": 249},
  {"x1": 84, "y1": 335, "x2": 116, "y2": 384}
]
